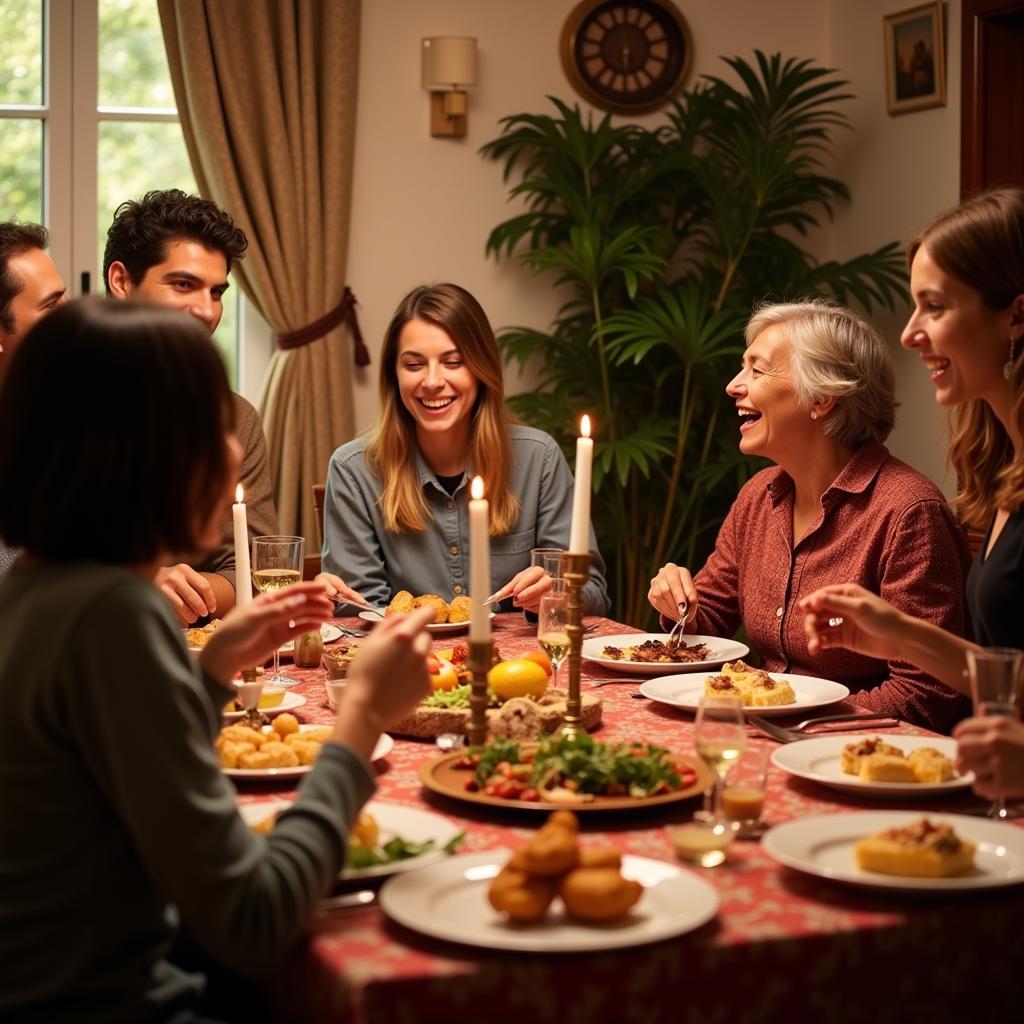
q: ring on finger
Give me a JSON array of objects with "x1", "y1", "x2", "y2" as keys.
[{"x1": 827, "y1": 616, "x2": 844, "y2": 628}]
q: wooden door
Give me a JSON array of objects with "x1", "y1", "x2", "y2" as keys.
[{"x1": 961, "y1": 0, "x2": 1024, "y2": 194}]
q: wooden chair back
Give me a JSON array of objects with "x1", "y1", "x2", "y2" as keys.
[{"x1": 313, "y1": 483, "x2": 326, "y2": 550}]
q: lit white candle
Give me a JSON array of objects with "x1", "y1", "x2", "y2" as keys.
[
  {"x1": 469, "y1": 475, "x2": 491, "y2": 641},
  {"x1": 568, "y1": 415, "x2": 593, "y2": 554},
  {"x1": 232, "y1": 484, "x2": 252, "y2": 608}
]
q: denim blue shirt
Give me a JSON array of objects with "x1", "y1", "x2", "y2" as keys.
[{"x1": 322, "y1": 425, "x2": 610, "y2": 615}]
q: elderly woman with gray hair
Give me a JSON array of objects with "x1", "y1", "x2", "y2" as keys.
[{"x1": 648, "y1": 299, "x2": 971, "y2": 731}]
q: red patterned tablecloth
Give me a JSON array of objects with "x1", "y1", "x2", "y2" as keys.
[{"x1": 237, "y1": 615, "x2": 1024, "y2": 1024}]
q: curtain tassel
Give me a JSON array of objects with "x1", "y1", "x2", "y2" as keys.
[{"x1": 273, "y1": 286, "x2": 371, "y2": 366}]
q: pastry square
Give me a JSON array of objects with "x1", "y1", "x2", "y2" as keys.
[
  {"x1": 859, "y1": 753, "x2": 917, "y2": 783},
  {"x1": 840, "y1": 736, "x2": 906, "y2": 776},
  {"x1": 704, "y1": 675, "x2": 745, "y2": 700},
  {"x1": 854, "y1": 819, "x2": 975, "y2": 878},
  {"x1": 746, "y1": 675, "x2": 796, "y2": 706},
  {"x1": 908, "y1": 747, "x2": 955, "y2": 784}
]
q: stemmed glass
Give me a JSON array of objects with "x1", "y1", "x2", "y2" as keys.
[
  {"x1": 966, "y1": 647, "x2": 1024, "y2": 820},
  {"x1": 251, "y1": 535, "x2": 304, "y2": 688},
  {"x1": 537, "y1": 582, "x2": 570, "y2": 691},
  {"x1": 693, "y1": 694, "x2": 747, "y2": 823}
]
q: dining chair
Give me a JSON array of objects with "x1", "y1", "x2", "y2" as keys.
[{"x1": 312, "y1": 483, "x2": 326, "y2": 549}]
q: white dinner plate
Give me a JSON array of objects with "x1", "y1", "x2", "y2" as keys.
[
  {"x1": 379, "y1": 851, "x2": 719, "y2": 952},
  {"x1": 358, "y1": 610, "x2": 491, "y2": 634},
  {"x1": 762, "y1": 811, "x2": 1024, "y2": 891},
  {"x1": 238, "y1": 799, "x2": 463, "y2": 880},
  {"x1": 639, "y1": 671, "x2": 850, "y2": 716},
  {"x1": 582, "y1": 633, "x2": 750, "y2": 676},
  {"x1": 222, "y1": 690, "x2": 306, "y2": 722},
  {"x1": 224, "y1": 728, "x2": 393, "y2": 780},
  {"x1": 279, "y1": 622, "x2": 345, "y2": 654},
  {"x1": 771, "y1": 735, "x2": 975, "y2": 798}
]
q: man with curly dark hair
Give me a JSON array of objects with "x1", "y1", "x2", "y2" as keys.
[{"x1": 104, "y1": 189, "x2": 279, "y2": 625}]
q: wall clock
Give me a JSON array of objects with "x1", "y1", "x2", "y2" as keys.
[{"x1": 560, "y1": 0, "x2": 693, "y2": 115}]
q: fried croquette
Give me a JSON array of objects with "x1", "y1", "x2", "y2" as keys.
[
  {"x1": 287, "y1": 739, "x2": 322, "y2": 766},
  {"x1": 487, "y1": 864, "x2": 559, "y2": 922},
  {"x1": 413, "y1": 593, "x2": 449, "y2": 623},
  {"x1": 577, "y1": 846, "x2": 621, "y2": 869},
  {"x1": 518, "y1": 822, "x2": 580, "y2": 876},
  {"x1": 238, "y1": 742, "x2": 299, "y2": 770},
  {"x1": 219, "y1": 724, "x2": 267, "y2": 748},
  {"x1": 217, "y1": 740, "x2": 256, "y2": 769},
  {"x1": 559, "y1": 868, "x2": 643, "y2": 921},
  {"x1": 447, "y1": 595, "x2": 471, "y2": 623},
  {"x1": 271, "y1": 713, "x2": 300, "y2": 737},
  {"x1": 386, "y1": 590, "x2": 415, "y2": 616}
]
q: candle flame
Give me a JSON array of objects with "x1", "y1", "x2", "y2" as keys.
[
  {"x1": 580, "y1": 414, "x2": 591, "y2": 439},
  {"x1": 471, "y1": 475, "x2": 485, "y2": 500},
  {"x1": 235, "y1": 484, "x2": 244, "y2": 503}
]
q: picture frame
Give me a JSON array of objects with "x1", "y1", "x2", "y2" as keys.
[{"x1": 884, "y1": 2, "x2": 946, "y2": 115}]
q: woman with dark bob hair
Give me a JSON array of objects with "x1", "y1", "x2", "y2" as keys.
[
  {"x1": 0, "y1": 298, "x2": 434, "y2": 1023},
  {"x1": 802, "y1": 189, "x2": 1024, "y2": 796},
  {"x1": 320, "y1": 282, "x2": 610, "y2": 614}
]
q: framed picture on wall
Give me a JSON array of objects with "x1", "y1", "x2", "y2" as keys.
[{"x1": 884, "y1": 2, "x2": 946, "y2": 115}]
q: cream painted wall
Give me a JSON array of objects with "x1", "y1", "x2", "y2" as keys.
[
  {"x1": 347, "y1": 0, "x2": 961, "y2": 496},
  {"x1": 347, "y1": 0, "x2": 827, "y2": 432},
  {"x1": 828, "y1": 0, "x2": 962, "y2": 493}
]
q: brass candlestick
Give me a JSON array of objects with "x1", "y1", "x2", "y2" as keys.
[
  {"x1": 466, "y1": 639, "x2": 494, "y2": 748},
  {"x1": 558, "y1": 552, "x2": 592, "y2": 740}
]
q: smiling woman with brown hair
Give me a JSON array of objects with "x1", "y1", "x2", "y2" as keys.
[{"x1": 648, "y1": 298, "x2": 971, "y2": 731}]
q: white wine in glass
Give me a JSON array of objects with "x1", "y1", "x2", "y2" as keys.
[
  {"x1": 694, "y1": 695, "x2": 747, "y2": 823},
  {"x1": 537, "y1": 593, "x2": 570, "y2": 691},
  {"x1": 251, "y1": 535, "x2": 305, "y2": 688}
]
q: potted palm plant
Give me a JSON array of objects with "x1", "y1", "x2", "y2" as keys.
[{"x1": 481, "y1": 52, "x2": 908, "y2": 626}]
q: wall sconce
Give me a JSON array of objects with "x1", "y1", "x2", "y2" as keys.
[{"x1": 422, "y1": 36, "x2": 477, "y2": 138}]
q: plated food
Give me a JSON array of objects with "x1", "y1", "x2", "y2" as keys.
[
  {"x1": 379, "y1": 849, "x2": 720, "y2": 953},
  {"x1": 387, "y1": 591, "x2": 469, "y2": 623},
  {"x1": 771, "y1": 734, "x2": 973, "y2": 798},
  {"x1": 581, "y1": 633, "x2": 749, "y2": 675},
  {"x1": 184, "y1": 619, "x2": 220, "y2": 650},
  {"x1": 704, "y1": 661, "x2": 796, "y2": 707},
  {"x1": 222, "y1": 689, "x2": 306, "y2": 722},
  {"x1": 854, "y1": 818, "x2": 974, "y2": 878},
  {"x1": 762, "y1": 811, "x2": 1024, "y2": 891},
  {"x1": 420, "y1": 732, "x2": 709, "y2": 812},
  {"x1": 639, "y1": 671, "x2": 850, "y2": 717}
]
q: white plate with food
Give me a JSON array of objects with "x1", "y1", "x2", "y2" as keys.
[
  {"x1": 771, "y1": 735, "x2": 975, "y2": 798},
  {"x1": 222, "y1": 690, "x2": 306, "y2": 722},
  {"x1": 639, "y1": 671, "x2": 850, "y2": 716},
  {"x1": 358, "y1": 610, "x2": 492, "y2": 635},
  {"x1": 279, "y1": 622, "x2": 345, "y2": 654},
  {"x1": 239, "y1": 799, "x2": 464, "y2": 880},
  {"x1": 581, "y1": 633, "x2": 749, "y2": 675},
  {"x1": 223, "y1": 728, "x2": 394, "y2": 780},
  {"x1": 379, "y1": 851, "x2": 719, "y2": 952},
  {"x1": 762, "y1": 811, "x2": 1024, "y2": 891}
]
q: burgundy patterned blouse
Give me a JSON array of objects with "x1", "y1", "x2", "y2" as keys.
[{"x1": 692, "y1": 441, "x2": 971, "y2": 732}]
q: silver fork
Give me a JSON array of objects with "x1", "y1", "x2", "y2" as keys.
[
  {"x1": 747, "y1": 711, "x2": 899, "y2": 743},
  {"x1": 667, "y1": 600, "x2": 689, "y2": 646}
]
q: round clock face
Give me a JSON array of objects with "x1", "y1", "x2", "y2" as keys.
[{"x1": 560, "y1": 0, "x2": 692, "y2": 115}]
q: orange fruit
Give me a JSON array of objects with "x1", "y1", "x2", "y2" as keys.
[
  {"x1": 522, "y1": 650, "x2": 553, "y2": 677},
  {"x1": 487, "y1": 658, "x2": 549, "y2": 700},
  {"x1": 428, "y1": 661, "x2": 460, "y2": 692}
]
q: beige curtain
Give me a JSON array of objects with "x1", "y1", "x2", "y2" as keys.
[{"x1": 158, "y1": 0, "x2": 362, "y2": 544}]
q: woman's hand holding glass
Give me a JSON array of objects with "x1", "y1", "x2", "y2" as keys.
[
  {"x1": 647, "y1": 563, "x2": 700, "y2": 626},
  {"x1": 955, "y1": 715, "x2": 1024, "y2": 801}
]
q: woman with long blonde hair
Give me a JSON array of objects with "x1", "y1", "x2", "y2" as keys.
[{"x1": 321, "y1": 283, "x2": 609, "y2": 614}]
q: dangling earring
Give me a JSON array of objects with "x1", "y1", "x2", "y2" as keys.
[
  {"x1": 810, "y1": 411, "x2": 818, "y2": 420},
  {"x1": 1005, "y1": 338, "x2": 1020, "y2": 381}
]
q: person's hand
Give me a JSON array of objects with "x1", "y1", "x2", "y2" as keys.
[
  {"x1": 799, "y1": 584, "x2": 906, "y2": 661},
  {"x1": 335, "y1": 606, "x2": 435, "y2": 752},
  {"x1": 647, "y1": 563, "x2": 699, "y2": 625},
  {"x1": 315, "y1": 571, "x2": 369, "y2": 608},
  {"x1": 954, "y1": 715, "x2": 1024, "y2": 800},
  {"x1": 199, "y1": 583, "x2": 333, "y2": 683},
  {"x1": 488, "y1": 566, "x2": 553, "y2": 614},
  {"x1": 156, "y1": 563, "x2": 217, "y2": 625}
]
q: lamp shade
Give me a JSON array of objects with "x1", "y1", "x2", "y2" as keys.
[{"x1": 422, "y1": 36, "x2": 477, "y2": 90}]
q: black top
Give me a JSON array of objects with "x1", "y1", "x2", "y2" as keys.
[
  {"x1": 435, "y1": 472, "x2": 464, "y2": 497},
  {"x1": 966, "y1": 507, "x2": 1024, "y2": 646}
]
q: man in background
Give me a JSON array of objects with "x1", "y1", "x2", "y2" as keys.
[
  {"x1": 104, "y1": 189, "x2": 279, "y2": 624},
  {"x1": 0, "y1": 223, "x2": 67, "y2": 575}
]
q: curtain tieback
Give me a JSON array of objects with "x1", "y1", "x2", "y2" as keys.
[{"x1": 273, "y1": 286, "x2": 371, "y2": 366}]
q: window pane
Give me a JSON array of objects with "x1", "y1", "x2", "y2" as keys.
[
  {"x1": 98, "y1": 119, "x2": 239, "y2": 385},
  {"x1": 0, "y1": 0, "x2": 43, "y2": 106},
  {"x1": 0, "y1": 117, "x2": 43, "y2": 222},
  {"x1": 98, "y1": 0, "x2": 175, "y2": 109}
]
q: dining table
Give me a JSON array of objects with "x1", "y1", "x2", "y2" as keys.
[{"x1": 234, "y1": 613, "x2": 1024, "y2": 1024}]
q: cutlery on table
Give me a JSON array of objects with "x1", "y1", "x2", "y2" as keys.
[
  {"x1": 316, "y1": 890, "x2": 377, "y2": 912},
  {"x1": 587, "y1": 677, "x2": 644, "y2": 688},
  {"x1": 748, "y1": 712, "x2": 899, "y2": 744},
  {"x1": 333, "y1": 625, "x2": 369, "y2": 639},
  {"x1": 666, "y1": 600, "x2": 689, "y2": 647}
]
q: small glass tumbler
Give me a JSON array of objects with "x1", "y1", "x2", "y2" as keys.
[
  {"x1": 722, "y1": 745, "x2": 769, "y2": 836},
  {"x1": 531, "y1": 547, "x2": 566, "y2": 579}
]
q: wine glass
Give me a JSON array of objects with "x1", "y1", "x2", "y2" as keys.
[
  {"x1": 537, "y1": 585, "x2": 570, "y2": 691},
  {"x1": 693, "y1": 694, "x2": 747, "y2": 823},
  {"x1": 966, "y1": 647, "x2": 1024, "y2": 820},
  {"x1": 251, "y1": 535, "x2": 304, "y2": 688}
]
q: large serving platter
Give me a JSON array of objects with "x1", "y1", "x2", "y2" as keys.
[
  {"x1": 358, "y1": 610, "x2": 492, "y2": 635},
  {"x1": 762, "y1": 811, "x2": 1024, "y2": 891},
  {"x1": 581, "y1": 633, "x2": 750, "y2": 676},
  {"x1": 379, "y1": 851, "x2": 719, "y2": 952},
  {"x1": 419, "y1": 749, "x2": 711, "y2": 813},
  {"x1": 224, "y1": 729, "x2": 394, "y2": 780},
  {"x1": 771, "y1": 735, "x2": 975, "y2": 798},
  {"x1": 639, "y1": 672, "x2": 850, "y2": 717}
]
